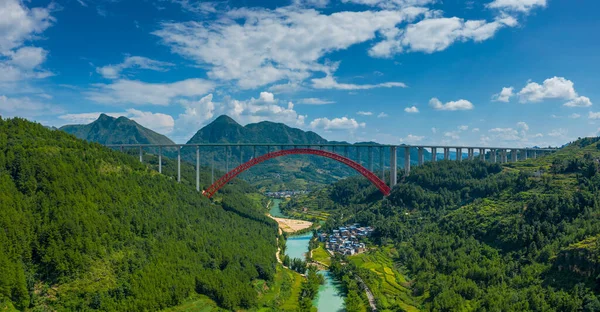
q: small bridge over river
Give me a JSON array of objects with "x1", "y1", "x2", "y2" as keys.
[{"x1": 106, "y1": 143, "x2": 556, "y2": 197}]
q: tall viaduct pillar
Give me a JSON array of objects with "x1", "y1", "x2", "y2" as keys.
[
  {"x1": 468, "y1": 148, "x2": 474, "y2": 160},
  {"x1": 444, "y1": 147, "x2": 449, "y2": 160},
  {"x1": 390, "y1": 146, "x2": 397, "y2": 187},
  {"x1": 457, "y1": 148, "x2": 462, "y2": 161},
  {"x1": 380, "y1": 147, "x2": 384, "y2": 180},
  {"x1": 418, "y1": 147, "x2": 424, "y2": 165},
  {"x1": 404, "y1": 147, "x2": 410, "y2": 176},
  {"x1": 490, "y1": 149, "x2": 497, "y2": 163},
  {"x1": 431, "y1": 147, "x2": 437, "y2": 162},
  {"x1": 158, "y1": 146, "x2": 162, "y2": 174},
  {"x1": 511, "y1": 149, "x2": 518, "y2": 162},
  {"x1": 523, "y1": 149, "x2": 528, "y2": 160}
]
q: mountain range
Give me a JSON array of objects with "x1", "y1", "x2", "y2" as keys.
[{"x1": 59, "y1": 114, "x2": 429, "y2": 190}]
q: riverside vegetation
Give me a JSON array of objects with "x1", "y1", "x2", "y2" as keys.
[{"x1": 285, "y1": 137, "x2": 600, "y2": 311}]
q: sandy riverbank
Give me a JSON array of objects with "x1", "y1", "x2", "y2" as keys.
[{"x1": 270, "y1": 216, "x2": 313, "y2": 233}]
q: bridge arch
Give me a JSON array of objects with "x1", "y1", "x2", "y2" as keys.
[{"x1": 203, "y1": 148, "x2": 391, "y2": 198}]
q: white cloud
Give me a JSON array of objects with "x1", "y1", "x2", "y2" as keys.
[
  {"x1": 564, "y1": 96, "x2": 592, "y2": 108},
  {"x1": 152, "y1": 6, "x2": 428, "y2": 89},
  {"x1": 377, "y1": 112, "x2": 388, "y2": 118},
  {"x1": 492, "y1": 87, "x2": 514, "y2": 102},
  {"x1": 268, "y1": 81, "x2": 305, "y2": 93},
  {"x1": 175, "y1": 94, "x2": 216, "y2": 134},
  {"x1": 311, "y1": 75, "x2": 407, "y2": 90},
  {"x1": 429, "y1": 97, "x2": 474, "y2": 111},
  {"x1": 310, "y1": 117, "x2": 365, "y2": 131},
  {"x1": 472, "y1": 128, "x2": 480, "y2": 132},
  {"x1": 431, "y1": 127, "x2": 437, "y2": 134},
  {"x1": 589, "y1": 112, "x2": 600, "y2": 120},
  {"x1": 86, "y1": 78, "x2": 215, "y2": 106},
  {"x1": 59, "y1": 109, "x2": 175, "y2": 134},
  {"x1": 547, "y1": 128, "x2": 567, "y2": 137},
  {"x1": 489, "y1": 127, "x2": 520, "y2": 141},
  {"x1": 370, "y1": 15, "x2": 518, "y2": 57},
  {"x1": 0, "y1": 95, "x2": 62, "y2": 118},
  {"x1": 444, "y1": 131, "x2": 460, "y2": 139},
  {"x1": 400, "y1": 133, "x2": 425, "y2": 143},
  {"x1": 0, "y1": 0, "x2": 54, "y2": 53},
  {"x1": 404, "y1": 106, "x2": 419, "y2": 113},
  {"x1": 297, "y1": 97, "x2": 335, "y2": 105},
  {"x1": 96, "y1": 56, "x2": 174, "y2": 79},
  {"x1": 293, "y1": 0, "x2": 330, "y2": 7},
  {"x1": 458, "y1": 125, "x2": 469, "y2": 131},
  {"x1": 486, "y1": 0, "x2": 547, "y2": 13},
  {"x1": 517, "y1": 77, "x2": 592, "y2": 107},
  {"x1": 0, "y1": 0, "x2": 54, "y2": 83},
  {"x1": 569, "y1": 113, "x2": 581, "y2": 119},
  {"x1": 357, "y1": 111, "x2": 373, "y2": 116}
]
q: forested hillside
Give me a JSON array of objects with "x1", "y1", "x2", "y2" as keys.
[
  {"x1": 0, "y1": 117, "x2": 277, "y2": 311},
  {"x1": 286, "y1": 138, "x2": 600, "y2": 311}
]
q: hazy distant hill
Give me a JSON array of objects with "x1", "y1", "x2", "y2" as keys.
[{"x1": 60, "y1": 113, "x2": 175, "y2": 145}]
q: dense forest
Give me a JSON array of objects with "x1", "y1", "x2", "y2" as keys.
[
  {"x1": 286, "y1": 138, "x2": 600, "y2": 311},
  {"x1": 0, "y1": 117, "x2": 278, "y2": 311}
]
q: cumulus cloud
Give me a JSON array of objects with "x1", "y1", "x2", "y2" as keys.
[
  {"x1": 472, "y1": 128, "x2": 480, "y2": 132},
  {"x1": 310, "y1": 117, "x2": 365, "y2": 131},
  {"x1": 429, "y1": 97, "x2": 474, "y2": 111},
  {"x1": 59, "y1": 109, "x2": 175, "y2": 134},
  {"x1": 547, "y1": 128, "x2": 567, "y2": 137},
  {"x1": 369, "y1": 15, "x2": 518, "y2": 57},
  {"x1": 444, "y1": 131, "x2": 460, "y2": 139},
  {"x1": 492, "y1": 87, "x2": 514, "y2": 102},
  {"x1": 297, "y1": 98, "x2": 335, "y2": 105},
  {"x1": 357, "y1": 111, "x2": 373, "y2": 116},
  {"x1": 377, "y1": 112, "x2": 388, "y2": 118},
  {"x1": 404, "y1": 106, "x2": 419, "y2": 113},
  {"x1": 486, "y1": 0, "x2": 547, "y2": 13},
  {"x1": 153, "y1": 6, "x2": 426, "y2": 89},
  {"x1": 569, "y1": 113, "x2": 581, "y2": 119},
  {"x1": 458, "y1": 125, "x2": 469, "y2": 131},
  {"x1": 589, "y1": 112, "x2": 600, "y2": 120},
  {"x1": 0, "y1": 0, "x2": 55, "y2": 82},
  {"x1": 400, "y1": 133, "x2": 425, "y2": 143},
  {"x1": 96, "y1": 56, "x2": 174, "y2": 79},
  {"x1": 86, "y1": 78, "x2": 215, "y2": 106},
  {"x1": 517, "y1": 77, "x2": 592, "y2": 107}
]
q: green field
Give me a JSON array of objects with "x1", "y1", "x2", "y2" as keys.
[
  {"x1": 161, "y1": 295, "x2": 225, "y2": 312},
  {"x1": 349, "y1": 247, "x2": 421, "y2": 312},
  {"x1": 254, "y1": 265, "x2": 304, "y2": 311},
  {"x1": 312, "y1": 243, "x2": 331, "y2": 266}
]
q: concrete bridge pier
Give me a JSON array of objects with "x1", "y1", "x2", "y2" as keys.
[
  {"x1": 380, "y1": 147, "x2": 384, "y2": 180},
  {"x1": 418, "y1": 147, "x2": 424, "y2": 165},
  {"x1": 344, "y1": 146, "x2": 349, "y2": 158},
  {"x1": 390, "y1": 146, "x2": 397, "y2": 187},
  {"x1": 532, "y1": 150, "x2": 537, "y2": 159},
  {"x1": 177, "y1": 146, "x2": 181, "y2": 183},
  {"x1": 225, "y1": 146, "x2": 230, "y2": 172},
  {"x1": 404, "y1": 147, "x2": 410, "y2": 176},
  {"x1": 158, "y1": 146, "x2": 162, "y2": 174},
  {"x1": 444, "y1": 147, "x2": 450, "y2": 160},
  {"x1": 490, "y1": 149, "x2": 497, "y2": 163},
  {"x1": 369, "y1": 147, "x2": 374, "y2": 172},
  {"x1": 479, "y1": 148, "x2": 485, "y2": 161},
  {"x1": 139, "y1": 146, "x2": 143, "y2": 163},
  {"x1": 523, "y1": 149, "x2": 528, "y2": 160},
  {"x1": 500, "y1": 149, "x2": 506, "y2": 163},
  {"x1": 511, "y1": 149, "x2": 518, "y2": 162},
  {"x1": 468, "y1": 148, "x2": 474, "y2": 160},
  {"x1": 431, "y1": 147, "x2": 437, "y2": 161},
  {"x1": 253, "y1": 145, "x2": 256, "y2": 159},
  {"x1": 457, "y1": 148, "x2": 462, "y2": 161},
  {"x1": 196, "y1": 146, "x2": 200, "y2": 192}
]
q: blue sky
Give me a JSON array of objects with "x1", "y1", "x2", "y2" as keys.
[{"x1": 1, "y1": 0, "x2": 599, "y2": 146}]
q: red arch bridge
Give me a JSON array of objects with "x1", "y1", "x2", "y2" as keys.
[{"x1": 106, "y1": 143, "x2": 557, "y2": 198}]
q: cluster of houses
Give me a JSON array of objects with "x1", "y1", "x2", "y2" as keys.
[
  {"x1": 319, "y1": 224, "x2": 374, "y2": 256},
  {"x1": 265, "y1": 190, "x2": 309, "y2": 198}
]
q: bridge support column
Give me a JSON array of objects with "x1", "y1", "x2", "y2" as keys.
[
  {"x1": 479, "y1": 148, "x2": 485, "y2": 161},
  {"x1": 345, "y1": 146, "x2": 349, "y2": 158},
  {"x1": 177, "y1": 146, "x2": 181, "y2": 183},
  {"x1": 380, "y1": 147, "x2": 384, "y2": 180},
  {"x1": 120, "y1": 145, "x2": 124, "y2": 153},
  {"x1": 523, "y1": 149, "x2": 528, "y2": 160},
  {"x1": 457, "y1": 148, "x2": 462, "y2": 161},
  {"x1": 369, "y1": 147, "x2": 373, "y2": 172},
  {"x1": 511, "y1": 149, "x2": 518, "y2": 162},
  {"x1": 390, "y1": 146, "x2": 397, "y2": 187},
  {"x1": 404, "y1": 147, "x2": 410, "y2": 176},
  {"x1": 196, "y1": 146, "x2": 200, "y2": 192},
  {"x1": 444, "y1": 147, "x2": 449, "y2": 160},
  {"x1": 501, "y1": 149, "x2": 507, "y2": 163},
  {"x1": 490, "y1": 149, "x2": 496, "y2": 163},
  {"x1": 139, "y1": 146, "x2": 143, "y2": 163},
  {"x1": 418, "y1": 147, "x2": 424, "y2": 165},
  {"x1": 468, "y1": 148, "x2": 473, "y2": 160},
  {"x1": 225, "y1": 146, "x2": 229, "y2": 172},
  {"x1": 532, "y1": 150, "x2": 537, "y2": 159},
  {"x1": 253, "y1": 146, "x2": 256, "y2": 159},
  {"x1": 431, "y1": 147, "x2": 437, "y2": 162},
  {"x1": 158, "y1": 146, "x2": 162, "y2": 174}
]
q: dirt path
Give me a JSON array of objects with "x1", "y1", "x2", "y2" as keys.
[{"x1": 355, "y1": 275, "x2": 377, "y2": 311}]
